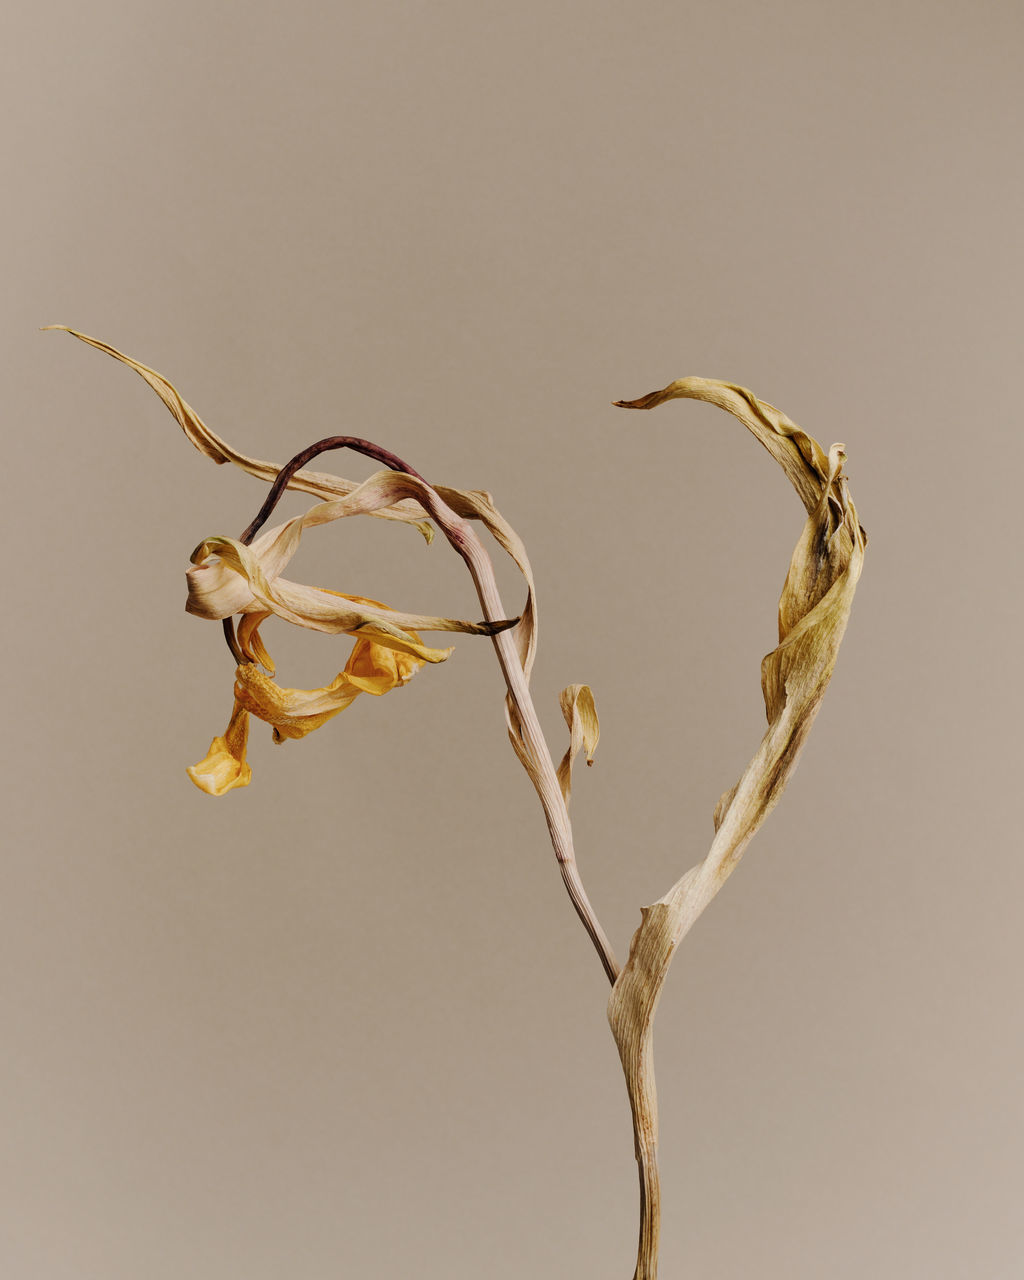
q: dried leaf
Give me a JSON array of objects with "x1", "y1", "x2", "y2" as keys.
[
  {"x1": 607, "y1": 377, "x2": 865, "y2": 1280},
  {"x1": 556, "y1": 683, "x2": 600, "y2": 804},
  {"x1": 45, "y1": 325, "x2": 439, "y2": 537}
]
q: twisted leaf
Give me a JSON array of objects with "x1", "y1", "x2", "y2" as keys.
[{"x1": 608, "y1": 377, "x2": 865, "y2": 1280}]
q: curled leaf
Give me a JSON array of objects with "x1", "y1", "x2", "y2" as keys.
[
  {"x1": 608, "y1": 377, "x2": 865, "y2": 1280},
  {"x1": 45, "y1": 325, "x2": 436, "y2": 539},
  {"x1": 184, "y1": 469, "x2": 524, "y2": 658},
  {"x1": 556, "y1": 683, "x2": 600, "y2": 804}
]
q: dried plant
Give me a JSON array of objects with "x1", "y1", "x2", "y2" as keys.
[{"x1": 51, "y1": 327, "x2": 865, "y2": 1278}]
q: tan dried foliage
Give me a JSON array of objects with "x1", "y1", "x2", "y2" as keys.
[
  {"x1": 52, "y1": 328, "x2": 863, "y2": 1280},
  {"x1": 608, "y1": 377, "x2": 865, "y2": 1279}
]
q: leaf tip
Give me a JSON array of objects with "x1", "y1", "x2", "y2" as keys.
[{"x1": 483, "y1": 615, "x2": 520, "y2": 635}]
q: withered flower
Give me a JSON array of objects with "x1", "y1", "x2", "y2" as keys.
[
  {"x1": 182, "y1": 475, "x2": 519, "y2": 794},
  {"x1": 43, "y1": 326, "x2": 519, "y2": 796},
  {"x1": 187, "y1": 597, "x2": 428, "y2": 795}
]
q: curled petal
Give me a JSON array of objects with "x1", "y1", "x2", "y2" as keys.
[
  {"x1": 186, "y1": 519, "x2": 307, "y2": 619},
  {"x1": 186, "y1": 530, "x2": 513, "y2": 657},
  {"x1": 233, "y1": 662, "x2": 364, "y2": 742},
  {"x1": 236, "y1": 612, "x2": 275, "y2": 673},
  {"x1": 189, "y1": 614, "x2": 430, "y2": 792},
  {"x1": 229, "y1": 604, "x2": 430, "y2": 745},
  {"x1": 186, "y1": 700, "x2": 252, "y2": 795},
  {"x1": 338, "y1": 597, "x2": 426, "y2": 693},
  {"x1": 343, "y1": 642, "x2": 419, "y2": 693},
  {"x1": 185, "y1": 553, "x2": 257, "y2": 619},
  {"x1": 556, "y1": 684, "x2": 600, "y2": 805}
]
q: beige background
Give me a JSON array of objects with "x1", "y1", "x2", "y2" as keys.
[{"x1": 4, "y1": 1, "x2": 1022, "y2": 1276}]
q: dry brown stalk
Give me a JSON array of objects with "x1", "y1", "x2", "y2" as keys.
[{"x1": 51, "y1": 328, "x2": 864, "y2": 1279}]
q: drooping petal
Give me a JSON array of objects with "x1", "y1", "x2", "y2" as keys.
[
  {"x1": 189, "y1": 607, "x2": 430, "y2": 791},
  {"x1": 228, "y1": 597, "x2": 427, "y2": 741},
  {"x1": 232, "y1": 662, "x2": 364, "y2": 743},
  {"x1": 236, "y1": 611, "x2": 275, "y2": 673},
  {"x1": 336, "y1": 596, "x2": 426, "y2": 694},
  {"x1": 186, "y1": 699, "x2": 252, "y2": 795}
]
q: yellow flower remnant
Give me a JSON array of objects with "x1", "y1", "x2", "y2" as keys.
[
  {"x1": 187, "y1": 700, "x2": 252, "y2": 796},
  {"x1": 188, "y1": 602, "x2": 428, "y2": 795}
]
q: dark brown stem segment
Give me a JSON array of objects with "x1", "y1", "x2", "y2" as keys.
[{"x1": 238, "y1": 436, "x2": 425, "y2": 546}]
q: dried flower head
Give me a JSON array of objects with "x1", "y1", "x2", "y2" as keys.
[{"x1": 182, "y1": 488, "x2": 515, "y2": 794}]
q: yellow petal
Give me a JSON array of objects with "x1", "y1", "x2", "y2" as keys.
[
  {"x1": 232, "y1": 662, "x2": 363, "y2": 742},
  {"x1": 236, "y1": 611, "x2": 275, "y2": 673},
  {"x1": 343, "y1": 631, "x2": 425, "y2": 694},
  {"x1": 186, "y1": 700, "x2": 252, "y2": 795}
]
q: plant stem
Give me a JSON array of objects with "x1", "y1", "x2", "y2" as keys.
[
  {"x1": 619, "y1": 1022, "x2": 662, "y2": 1280},
  {"x1": 441, "y1": 515, "x2": 620, "y2": 985}
]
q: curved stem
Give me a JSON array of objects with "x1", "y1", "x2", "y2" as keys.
[
  {"x1": 221, "y1": 617, "x2": 244, "y2": 664},
  {"x1": 437, "y1": 516, "x2": 619, "y2": 984},
  {"x1": 238, "y1": 435, "x2": 425, "y2": 545},
  {"x1": 234, "y1": 440, "x2": 619, "y2": 982}
]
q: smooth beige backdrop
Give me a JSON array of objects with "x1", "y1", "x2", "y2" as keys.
[{"x1": 4, "y1": 2, "x2": 1022, "y2": 1277}]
